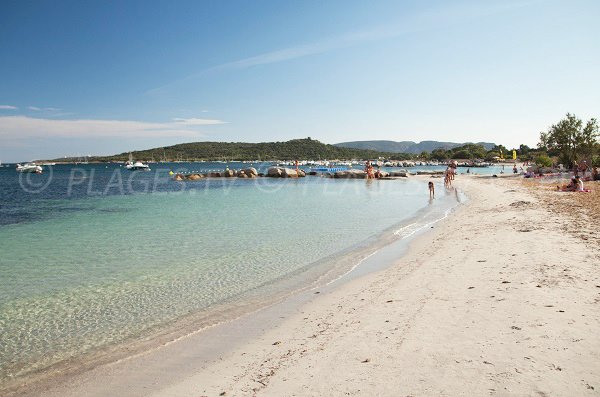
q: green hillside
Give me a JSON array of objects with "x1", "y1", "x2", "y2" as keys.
[{"x1": 89, "y1": 138, "x2": 413, "y2": 162}]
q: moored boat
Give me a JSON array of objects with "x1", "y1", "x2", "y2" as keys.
[
  {"x1": 16, "y1": 163, "x2": 43, "y2": 173},
  {"x1": 124, "y1": 153, "x2": 151, "y2": 171},
  {"x1": 125, "y1": 160, "x2": 151, "y2": 171}
]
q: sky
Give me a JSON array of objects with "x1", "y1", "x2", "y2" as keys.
[{"x1": 0, "y1": 0, "x2": 599, "y2": 162}]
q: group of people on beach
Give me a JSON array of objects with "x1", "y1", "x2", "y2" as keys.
[
  {"x1": 427, "y1": 162, "x2": 457, "y2": 199},
  {"x1": 573, "y1": 160, "x2": 599, "y2": 181},
  {"x1": 444, "y1": 162, "x2": 456, "y2": 188},
  {"x1": 557, "y1": 175, "x2": 586, "y2": 192},
  {"x1": 364, "y1": 161, "x2": 384, "y2": 179}
]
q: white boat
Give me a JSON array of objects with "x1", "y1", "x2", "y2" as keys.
[
  {"x1": 16, "y1": 163, "x2": 43, "y2": 173},
  {"x1": 125, "y1": 160, "x2": 151, "y2": 171},
  {"x1": 124, "y1": 152, "x2": 150, "y2": 171}
]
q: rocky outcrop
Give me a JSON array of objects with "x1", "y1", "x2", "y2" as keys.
[
  {"x1": 266, "y1": 167, "x2": 305, "y2": 178},
  {"x1": 333, "y1": 169, "x2": 367, "y2": 179},
  {"x1": 223, "y1": 169, "x2": 235, "y2": 177},
  {"x1": 388, "y1": 171, "x2": 409, "y2": 177},
  {"x1": 173, "y1": 173, "x2": 205, "y2": 181}
]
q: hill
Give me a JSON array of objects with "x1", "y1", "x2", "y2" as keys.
[
  {"x1": 334, "y1": 140, "x2": 496, "y2": 154},
  {"x1": 86, "y1": 138, "x2": 413, "y2": 162}
]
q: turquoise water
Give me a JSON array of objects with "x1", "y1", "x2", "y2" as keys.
[{"x1": 0, "y1": 164, "x2": 459, "y2": 384}]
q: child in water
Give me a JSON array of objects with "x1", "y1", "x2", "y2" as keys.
[{"x1": 428, "y1": 181, "x2": 435, "y2": 199}]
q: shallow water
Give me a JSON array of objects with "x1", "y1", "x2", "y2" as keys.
[{"x1": 0, "y1": 162, "x2": 463, "y2": 384}]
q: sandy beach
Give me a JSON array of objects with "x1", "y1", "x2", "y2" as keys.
[{"x1": 14, "y1": 175, "x2": 600, "y2": 397}]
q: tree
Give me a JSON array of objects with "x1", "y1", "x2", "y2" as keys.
[
  {"x1": 452, "y1": 150, "x2": 471, "y2": 159},
  {"x1": 518, "y1": 144, "x2": 531, "y2": 155},
  {"x1": 491, "y1": 144, "x2": 508, "y2": 159},
  {"x1": 539, "y1": 113, "x2": 599, "y2": 167},
  {"x1": 431, "y1": 148, "x2": 449, "y2": 161}
]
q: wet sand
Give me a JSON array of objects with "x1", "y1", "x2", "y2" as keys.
[{"x1": 14, "y1": 176, "x2": 600, "y2": 396}]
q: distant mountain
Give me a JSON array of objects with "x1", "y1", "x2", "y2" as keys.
[{"x1": 334, "y1": 140, "x2": 496, "y2": 154}]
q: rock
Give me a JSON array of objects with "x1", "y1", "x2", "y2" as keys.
[
  {"x1": 186, "y1": 174, "x2": 203, "y2": 181},
  {"x1": 388, "y1": 171, "x2": 408, "y2": 177},
  {"x1": 223, "y1": 169, "x2": 235, "y2": 177},
  {"x1": 416, "y1": 170, "x2": 445, "y2": 175},
  {"x1": 173, "y1": 174, "x2": 184, "y2": 181},
  {"x1": 281, "y1": 168, "x2": 298, "y2": 178},
  {"x1": 236, "y1": 170, "x2": 246, "y2": 177},
  {"x1": 297, "y1": 169, "x2": 306, "y2": 177},
  {"x1": 238, "y1": 173, "x2": 249, "y2": 178},
  {"x1": 334, "y1": 169, "x2": 366, "y2": 179},
  {"x1": 207, "y1": 172, "x2": 221, "y2": 178},
  {"x1": 267, "y1": 167, "x2": 283, "y2": 177},
  {"x1": 244, "y1": 167, "x2": 258, "y2": 176}
]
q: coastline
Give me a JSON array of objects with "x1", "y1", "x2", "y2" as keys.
[
  {"x1": 3, "y1": 176, "x2": 459, "y2": 396},
  {"x1": 10, "y1": 176, "x2": 600, "y2": 396}
]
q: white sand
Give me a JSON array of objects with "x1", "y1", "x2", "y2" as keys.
[{"x1": 16, "y1": 176, "x2": 600, "y2": 396}]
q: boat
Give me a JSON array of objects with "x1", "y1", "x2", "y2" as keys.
[
  {"x1": 16, "y1": 163, "x2": 43, "y2": 173},
  {"x1": 125, "y1": 160, "x2": 151, "y2": 171},
  {"x1": 124, "y1": 152, "x2": 150, "y2": 171}
]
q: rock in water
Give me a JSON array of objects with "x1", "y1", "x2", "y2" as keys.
[
  {"x1": 187, "y1": 174, "x2": 203, "y2": 181},
  {"x1": 244, "y1": 167, "x2": 258, "y2": 176},
  {"x1": 267, "y1": 167, "x2": 283, "y2": 177},
  {"x1": 334, "y1": 169, "x2": 366, "y2": 179},
  {"x1": 281, "y1": 168, "x2": 298, "y2": 178}
]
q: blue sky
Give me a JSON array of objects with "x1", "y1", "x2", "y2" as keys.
[{"x1": 1, "y1": 0, "x2": 599, "y2": 162}]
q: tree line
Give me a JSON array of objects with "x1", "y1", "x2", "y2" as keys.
[{"x1": 420, "y1": 113, "x2": 599, "y2": 168}]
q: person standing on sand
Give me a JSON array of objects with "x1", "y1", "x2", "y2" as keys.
[{"x1": 428, "y1": 181, "x2": 435, "y2": 199}]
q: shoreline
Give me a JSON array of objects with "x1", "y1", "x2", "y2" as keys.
[
  {"x1": 9, "y1": 176, "x2": 600, "y2": 396},
  {"x1": 3, "y1": 176, "x2": 460, "y2": 396}
]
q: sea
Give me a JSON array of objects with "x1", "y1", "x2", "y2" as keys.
[{"x1": 0, "y1": 162, "x2": 503, "y2": 387}]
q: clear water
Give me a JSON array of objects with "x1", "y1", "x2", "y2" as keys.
[{"x1": 0, "y1": 162, "x2": 463, "y2": 384}]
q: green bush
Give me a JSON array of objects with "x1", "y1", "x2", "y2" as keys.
[{"x1": 535, "y1": 154, "x2": 553, "y2": 167}]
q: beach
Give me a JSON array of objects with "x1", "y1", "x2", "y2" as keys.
[{"x1": 10, "y1": 175, "x2": 598, "y2": 396}]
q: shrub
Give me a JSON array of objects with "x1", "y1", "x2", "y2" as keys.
[{"x1": 535, "y1": 154, "x2": 553, "y2": 168}]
